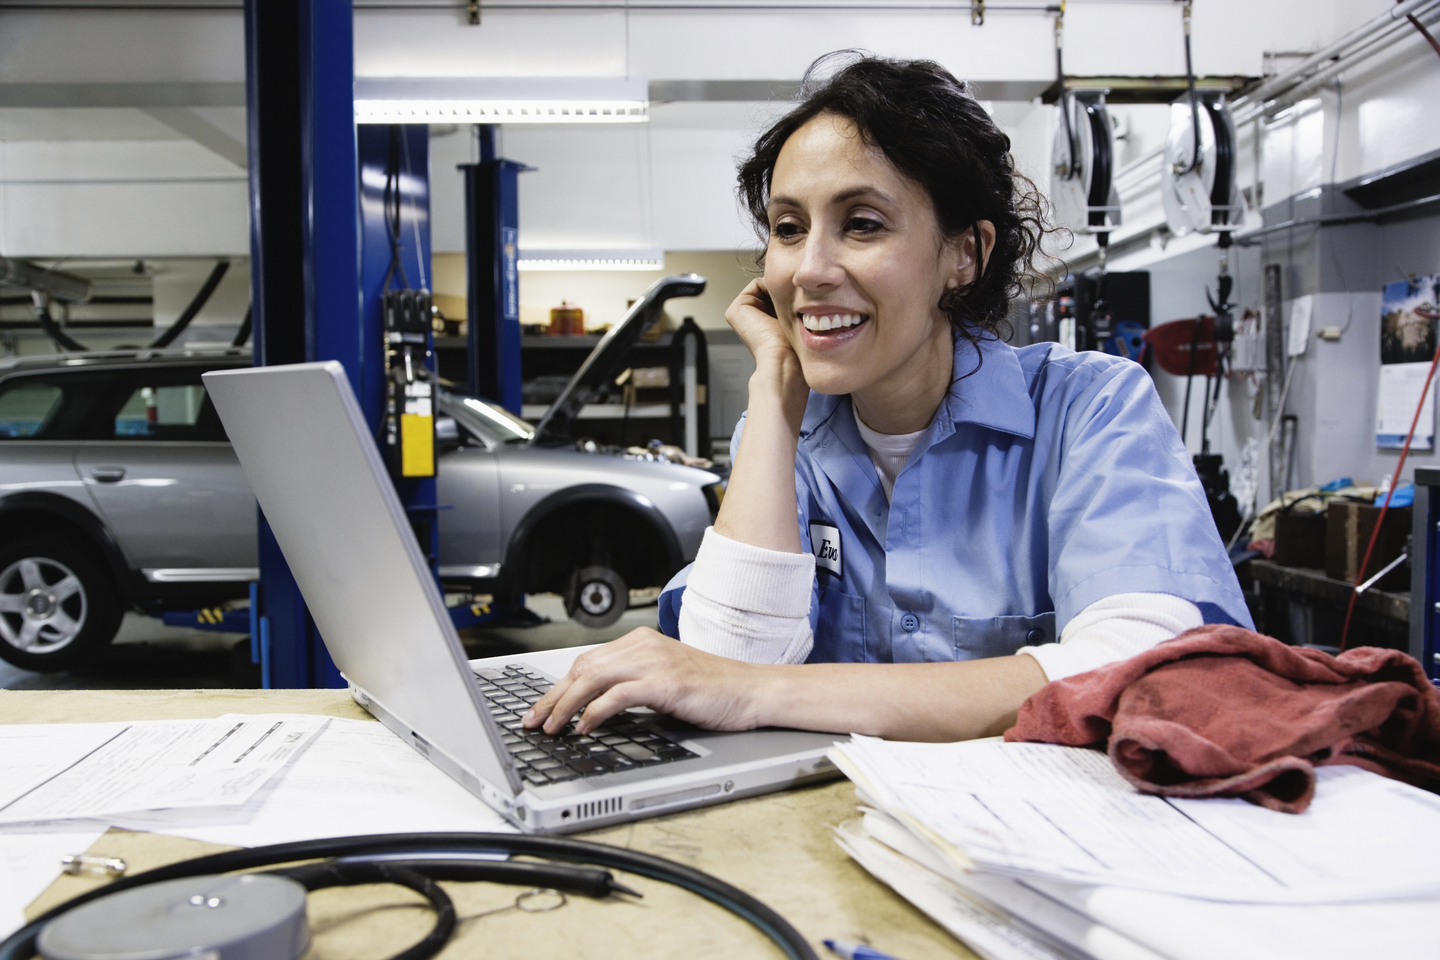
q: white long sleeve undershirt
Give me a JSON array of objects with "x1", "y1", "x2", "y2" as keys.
[
  {"x1": 676, "y1": 526, "x2": 1204, "y2": 680},
  {"x1": 677, "y1": 527, "x2": 818, "y2": 665}
]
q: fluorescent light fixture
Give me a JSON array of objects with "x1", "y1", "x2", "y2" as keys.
[
  {"x1": 354, "y1": 77, "x2": 648, "y2": 124},
  {"x1": 518, "y1": 249, "x2": 665, "y2": 272}
]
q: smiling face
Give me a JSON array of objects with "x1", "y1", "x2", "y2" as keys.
[{"x1": 764, "y1": 112, "x2": 980, "y2": 420}]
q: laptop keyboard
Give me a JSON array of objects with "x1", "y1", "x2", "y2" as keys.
[{"x1": 475, "y1": 665, "x2": 700, "y2": 786}]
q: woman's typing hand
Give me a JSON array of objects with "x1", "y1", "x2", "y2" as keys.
[
  {"x1": 520, "y1": 628, "x2": 1051, "y2": 741},
  {"x1": 521, "y1": 629, "x2": 764, "y2": 735}
]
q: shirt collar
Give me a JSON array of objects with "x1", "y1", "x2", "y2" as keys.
[
  {"x1": 938, "y1": 334, "x2": 1037, "y2": 441},
  {"x1": 799, "y1": 333, "x2": 1037, "y2": 445}
]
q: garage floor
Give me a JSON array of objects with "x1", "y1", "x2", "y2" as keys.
[{"x1": 0, "y1": 594, "x2": 661, "y2": 691}]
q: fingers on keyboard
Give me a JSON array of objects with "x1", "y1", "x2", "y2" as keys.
[{"x1": 480, "y1": 665, "x2": 697, "y2": 783}]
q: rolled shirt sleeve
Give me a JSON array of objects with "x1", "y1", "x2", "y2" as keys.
[
  {"x1": 675, "y1": 527, "x2": 816, "y2": 665},
  {"x1": 1018, "y1": 592, "x2": 1203, "y2": 680}
]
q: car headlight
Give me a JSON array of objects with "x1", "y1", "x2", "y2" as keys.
[{"x1": 702, "y1": 481, "x2": 725, "y2": 522}]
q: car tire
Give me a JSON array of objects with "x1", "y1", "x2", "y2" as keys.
[
  {"x1": 0, "y1": 537, "x2": 123, "y2": 671},
  {"x1": 564, "y1": 565, "x2": 628, "y2": 629}
]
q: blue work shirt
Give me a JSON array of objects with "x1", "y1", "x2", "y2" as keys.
[{"x1": 659, "y1": 334, "x2": 1252, "y2": 663}]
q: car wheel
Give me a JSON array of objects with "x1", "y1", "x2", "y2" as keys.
[
  {"x1": 564, "y1": 566, "x2": 628, "y2": 629},
  {"x1": 0, "y1": 537, "x2": 123, "y2": 671}
]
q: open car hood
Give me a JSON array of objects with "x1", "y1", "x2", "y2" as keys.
[{"x1": 528, "y1": 273, "x2": 706, "y2": 445}]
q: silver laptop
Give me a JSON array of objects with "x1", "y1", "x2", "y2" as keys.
[{"x1": 203, "y1": 361, "x2": 839, "y2": 833}]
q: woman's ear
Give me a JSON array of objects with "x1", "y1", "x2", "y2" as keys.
[
  {"x1": 945, "y1": 221, "x2": 998, "y2": 288},
  {"x1": 974, "y1": 220, "x2": 997, "y2": 275}
]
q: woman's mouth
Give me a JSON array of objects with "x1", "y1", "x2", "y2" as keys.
[{"x1": 799, "y1": 312, "x2": 870, "y2": 334}]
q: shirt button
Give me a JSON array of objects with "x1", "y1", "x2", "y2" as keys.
[
  {"x1": 1025, "y1": 629, "x2": 1045, "y2": 644},
  {"x1": 901, "y1": 614, "x2": 919, "y2": 633}
]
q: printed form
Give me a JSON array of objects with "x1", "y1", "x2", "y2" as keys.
[
  {"x1": 0, "y1": 716, "x2": 327, "y2": 824},
  {"x1": 110, "y1": 717, "x2": 512, "y2": 846}
]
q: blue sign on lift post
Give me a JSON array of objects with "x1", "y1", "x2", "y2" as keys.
[{"x1": 357, "y1": 123, "x2": 444, "y2": 589}]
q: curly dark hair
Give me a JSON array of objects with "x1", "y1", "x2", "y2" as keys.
[{"x1": 738, "y1": 52, "x2": 1056, "y2": 342}]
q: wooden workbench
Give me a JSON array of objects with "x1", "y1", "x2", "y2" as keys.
[
  {"x1": 0, "y1": 688, "x2": 973, "y2": 960},
  {"x1": 1242, "y1": 558, "x2": 1410, "y2": 650}
]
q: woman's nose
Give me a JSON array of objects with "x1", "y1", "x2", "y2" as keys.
[{"x1": 792, "y1": 233, "x2": 844, "y2": 291}]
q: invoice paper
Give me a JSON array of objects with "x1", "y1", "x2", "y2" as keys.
[
  {"x1": 0, "y1": 723, "x2": 127, "y2": 812},
  {"x1": 0, "y1": 716, "x2": 327, "y2": 824},
  {"x1": 833, "y1": 737, "x2": 1440, "y2": 903},
  {"x1": 110, "y1": 717, "x2": 512, "y2": 846}
]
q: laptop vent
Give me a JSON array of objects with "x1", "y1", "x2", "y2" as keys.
[{"x1": 575, "y1": 797, "x2": 622, "y2": 821}]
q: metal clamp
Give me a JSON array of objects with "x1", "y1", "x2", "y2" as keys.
[{"x1": 60, "y1": 854, "x2": 127, "y2": 878}]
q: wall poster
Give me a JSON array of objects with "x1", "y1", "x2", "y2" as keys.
[{"x1": 1377, "y1": 275, "x2": 1440, "y2": 450}]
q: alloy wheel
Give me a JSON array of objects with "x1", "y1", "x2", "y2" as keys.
[{"x1": 0, "y1": 556, "x2": 88, "y2": 655}]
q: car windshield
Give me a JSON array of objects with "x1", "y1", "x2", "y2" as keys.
[{"x1": 442, "y1": 390, "x2": 535, "y2": 444}]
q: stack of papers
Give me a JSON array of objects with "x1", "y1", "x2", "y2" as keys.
[
  {"x1": 830, "y1": 737, "x2": 1440, "y2": 960},
  {"x1": 0, "y1": 715, "x2": 512, "y2": 937}
]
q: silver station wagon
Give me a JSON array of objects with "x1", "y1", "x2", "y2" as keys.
[{"x1": 0, "y1": 277, "x2": 723, "y2": 670}]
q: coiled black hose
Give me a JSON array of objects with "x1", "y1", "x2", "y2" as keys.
[{"x1": 0, "y1": 832, "x2": 817, "y2": 960}]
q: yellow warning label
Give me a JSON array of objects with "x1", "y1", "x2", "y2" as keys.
[{"x1": 400, "y1": 414, "x2": 435, "y2": 477}]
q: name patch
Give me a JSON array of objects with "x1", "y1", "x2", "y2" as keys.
[{"x1": 809, "y1": 522, "x2": 842, "y2": 578}]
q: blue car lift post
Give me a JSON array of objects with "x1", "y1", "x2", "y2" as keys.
[
  {"x1": 240, "y1": 0, "x2": 365, "y2": 688},
  {"x1": 453, "y1": 125, "x2": 531, "y2": 626},
  {"x1": 461, "y1": 125, "x2": 525, "y2": 415},
  {"x1": 230, "y1": 1, "x2": 505, "y2": 686}
]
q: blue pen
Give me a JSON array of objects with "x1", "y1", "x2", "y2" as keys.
[{"x1": 824, "y1": 939, "x2": 906, "y2": 960}]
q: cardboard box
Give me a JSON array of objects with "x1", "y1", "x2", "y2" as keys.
[
  {"x1": 1325, "y1": 501, "x2": 1411, "y2": 590},
  {"x1": 1273, "y1": 510, "x2": 1327, "y2": 567}
]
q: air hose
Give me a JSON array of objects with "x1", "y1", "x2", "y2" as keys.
[{"x1": 0, "y1": 832, "x2": 818, "y2": 960}]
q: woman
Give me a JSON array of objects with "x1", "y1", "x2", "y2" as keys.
[{"x1": 525, "y1": 54, "x2": 1250, "y2": 743}]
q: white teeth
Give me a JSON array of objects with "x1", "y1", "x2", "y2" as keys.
[{"x1": 801, "y1": 313, "x2": 866, "y2": 332}]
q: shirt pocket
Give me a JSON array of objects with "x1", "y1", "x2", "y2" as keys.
[
  {"x1": 811, "y1": 589, "x2": 867, "y2": 662},
  {"x1": 952, "y1": 613, "x2": 1055, "y2": 661}
]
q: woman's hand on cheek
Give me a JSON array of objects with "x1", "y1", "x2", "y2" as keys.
[
  {"x1": 521, "y1": 628, "x2": 764, "y2": 735},
  {"x1": 726, "y1": 279, "x2": 797, "y2": 369}
]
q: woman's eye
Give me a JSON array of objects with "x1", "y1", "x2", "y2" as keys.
[
  {"x1": 846, "y1": 216, "x2": 883, "y2": 235},
  {"x1": 772, "y1": 221, "x2": 803, "y2": 240}
]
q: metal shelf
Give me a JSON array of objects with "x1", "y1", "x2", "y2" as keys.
[{"x1": 521, "y1": 403, "x2": 670, "y2": 420}]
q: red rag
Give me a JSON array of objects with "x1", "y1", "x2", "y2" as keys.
[{"x1": 1005, "y1": 624, "x2": 1440, "y2": 813}]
